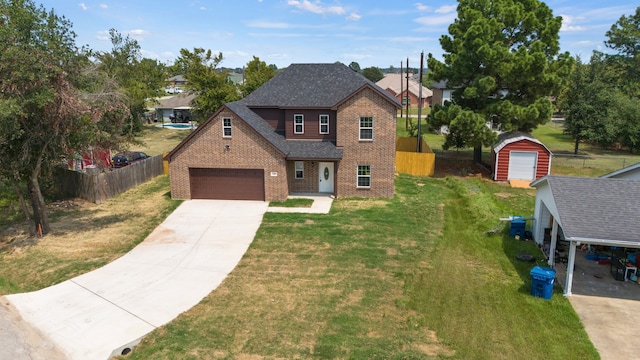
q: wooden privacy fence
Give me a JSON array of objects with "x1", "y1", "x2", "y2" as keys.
[
  {"x1": 56, "y1": 154, "x2": 164, "y2": 204},
  {"x1": 396, "y1": 137, "x2": 435, "y2": 176}
]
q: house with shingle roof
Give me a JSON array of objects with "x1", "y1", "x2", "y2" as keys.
[
  {"x1": 531, "y1": 175, "x2": 640, "y2": 296},
  {"x1": 376, "y1": 73, "x2": 432, "y2": 108},
  {"x1": 164, "y1": 62, "x2": 401, "y2": 201}
]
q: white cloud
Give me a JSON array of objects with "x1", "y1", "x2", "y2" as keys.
[
  {"x1": 200, "y1": 6, "x2": 206, "y2": 11},
  {"x1": 414, "y1": 12, "x2": 457, "y2": 27},
  {"x1": 99, "y1": 4, "x2": 108, "y2": 9},
  {"x1": 127, "y1": 29, "x2": 152, "y2": 41},
  {"x1": 287, "y1": 0, "x2": 345, "y2": 16},
  {"x1": 96, "y1": 30, "x2": 109, "y2": 41},
  {"x1": 415, "y1": 3, "x2": 429, "y2": 12},
  {"x1": 341, "y1": 53, "x2": 373, "y2": 60},
  {"x1": 347, "y1": 12, "x2": 361, "y2": 21},
  {"x1": 79, "y1": 3, "x2": 88, "y2": 11},
  {"x1": 247, "y1": 20, "x2": 292, "y2": 29},
  {"x1": 560, "y1": 14, "x2": 586, "y2": 32},
  {"x1": 435, "y1": 5, "x2": 457, "y2": 14}
]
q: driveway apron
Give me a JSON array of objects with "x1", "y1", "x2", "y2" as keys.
[{"x1": 6, "y1": 200, "x2": 268, "y2": 360}]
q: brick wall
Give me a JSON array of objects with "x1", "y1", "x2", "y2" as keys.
[
  {"x1": 287, "y1": 160, "x2": 319, "y2": 193},
  {"x1": 336, "y1": 87, "x2": 397, "y2": 198},
  {"x1": 168, "y1": 107, "x2": 289, "y2": 201}
]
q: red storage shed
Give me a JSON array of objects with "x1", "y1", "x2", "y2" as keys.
[{"x1": 492, "y1": 131, "x2": 552, "y2": 181}]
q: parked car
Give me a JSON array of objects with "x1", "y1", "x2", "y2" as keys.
[{"x1": 111, "y1": 151, "x2": 150, "y2": 168}]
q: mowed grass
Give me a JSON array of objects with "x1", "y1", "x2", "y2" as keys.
[
  {"x1": 120, "y1": 174, "x2": 597, "y2": 359},
  {"x1": 0, "y1": 176, "x2": 182, "y2": 294}
]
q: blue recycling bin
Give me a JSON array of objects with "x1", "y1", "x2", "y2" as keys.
[
  {"x1": 510, "y1": 217, "x2": 526, "y2": 237},
  {"x1": 530, "y1": 266, "x2": 556, "y2": 300}
]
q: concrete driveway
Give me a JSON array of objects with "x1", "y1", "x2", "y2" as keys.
[
  {"x1": 555, "y1": 253, "x2": 640, "y2": 359},
  {"x1": 5, "y1": 200, "x2": 268, "y2": 360}
]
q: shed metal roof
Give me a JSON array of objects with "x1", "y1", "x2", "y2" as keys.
[{"x1": 493, "y1": 131, "x2": 551, "y2": 154}]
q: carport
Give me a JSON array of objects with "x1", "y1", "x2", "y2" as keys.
[{"x1": 531, "y1": 175, "x2": 640, "y2": 296}]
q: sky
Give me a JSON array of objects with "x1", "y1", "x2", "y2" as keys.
[{"x1": 37, "y1": 0, "x2": 639, "y2": 70}]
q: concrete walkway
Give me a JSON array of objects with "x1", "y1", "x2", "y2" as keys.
[{"x1": 5, "y1": 200, "x2": 268, "y2": 360}]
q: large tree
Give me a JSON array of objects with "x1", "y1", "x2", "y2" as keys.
[
  {"x1": 361, "y1": 66, "x2": 384, "y2": 83},
  {"x1": 0, "y1": 0, "x2": 131, "y2": 235},
  {"x1": 241, "y1": 56, "x2": 276, "y2": 96},
  {"x1": 605, "y1": 6, "x2": 640, "y2": 97},
  {"x1": 94, "y1": 29, "x2": 166, "y2": 135},
  {"x1": 427, "y1": 0, "x2": 573, "y2": 162},
  {"x1": 177, "y1": 48, "x2": 240, "y2": 122}
]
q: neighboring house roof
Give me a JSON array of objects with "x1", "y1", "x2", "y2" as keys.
[
  {"x1": 155, "y1": 94, "x2": 196, "y2": 110},
  {"x1": 431, "y1": 80, "x2": 451, "y2": 89},
  {"x1": 167, "y1": 75, "x2": 186, "y2": 83},
  {"x1": 375, "y1": 74, "x2": 433, "y2": 98},
  {"x1": 600, "y1": 162, "x2": 640, "y2": 179},
  {"x1": 493, "y1": 131, "x2": 551, "y2": 154},
  {"x1": 243, "y1": 63, "x2": 400, "y2": 109},
  {"x1": 531, "y1": 175, "x2": 640, "y2": 244}
]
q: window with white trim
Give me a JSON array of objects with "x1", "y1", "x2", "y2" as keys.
[
  {"x1": 319, "y1": 114, "x2": 329, "y2": 134},
  {"x1": 357, "y1": 165, "x2": 371, "y2": 188},
  {"x1": 294, "y1": 114, "x2": 304, "y2": 134},
  {"x1": 359, "y1": 116, "x2": 373, "y2": 140},
  {"x1": 222, "y1": 117, "x2": 232, "y2": 137},
  {"x1": 295, "y1": 161, "x2": 304, "y2": 179}
]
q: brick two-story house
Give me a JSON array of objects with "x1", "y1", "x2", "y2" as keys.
[{"x1": 165, "y1": 63, "x2": 401, "y2": 201}]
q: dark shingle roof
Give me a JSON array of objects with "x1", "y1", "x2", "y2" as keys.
[
  {"x1": 226, "y1": 101, "x2": 343, "y2": 160},
  {"x1": 226, "y1": 101, "x2": 289, "y2": 155},
  {"x1": 243, "y1": 63, "x2": 400, "y2": 108},
  {"x1": 539, "y1": 176, "x2": 640, "y2": 243}
]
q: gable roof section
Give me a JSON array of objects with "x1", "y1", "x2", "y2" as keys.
[
  {"x1": 600, "y1": 162, "x2": 640, "y2": 179},
  {"x1": 493, "y1": 131, "x2": 551, "y2": 154},
  {"x1": 375, "y1": 74, "x2": 433, "y2": 98},
  {"x1": 531, "y1": 175, "x2": 640, "y2": 244},
  {"x1": 165, "y1": 100, "x2": 343, "y2": 161},
  {"x1": 243, "y1": 63, "x2": 400, "y2": 109}
]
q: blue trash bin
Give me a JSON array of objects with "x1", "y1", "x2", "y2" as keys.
[
  {"x1": 510, "y1": 217, "x2": 526, "y2": 238},
  {"x1": 530, "y1": 266, "x2": 556, "y2": 300}
]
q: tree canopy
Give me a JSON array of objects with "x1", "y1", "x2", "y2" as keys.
[
  {"x1": 177, "y1": 48, "x2": 240, "y2": 122},
  {"x1": 427, "y1": 0, "x2": 573, "y2": 162},
  {"x1": 605, "y1": 6, "x2": 640, "y2": 97},
  {"x1": 0, "y1": 0, "x2": 132, "y2": 234},
  {"x1": 361, "y1": 66, "x2": 384, "y2": 83},
  {"x1": 241, "y1": 56, "x2": 277, "y2": 96},
  {"x1": 93, "y1": 29, "x2": 166, "y2": 136},
  {"x1": 563, "y1": 7, "x2": 640, "y2": 154}
]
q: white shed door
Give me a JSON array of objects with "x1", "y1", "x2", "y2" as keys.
[{"x1": 508, "y1": 151, "x2": 537, "y2": 180}]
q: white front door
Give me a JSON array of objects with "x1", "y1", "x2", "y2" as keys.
[{"x1": 318, "y1": 162, "x2": 334, "y2": 193}]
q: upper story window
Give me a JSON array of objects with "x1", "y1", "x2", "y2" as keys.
[
  {"x1": 357, "y1": 165, "x2": 371, "y2": 188},
  {"x1": 359, "y1": 116, "x2": 373, "y2": 140},
  {"x1": 223, "y1": 118, "x2": 232, "y2": 137},
  {"x1": 294, "y1": 114, "x2": 304, "y2": 134},
  {"x1": 319, "y1": 114, "x2": 329, "y2": 134},
  {"x1": 295, "y1": 161, "x2": 304, "y2": 179},
  {"x1": 402, "y1": 96, "x2": 411, "y2": 106}
]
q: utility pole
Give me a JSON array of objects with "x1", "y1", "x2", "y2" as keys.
[
  {"x1": 400, "y1": 61, "x2": 403, "y2": 118},
  {"x1": 405, "y1": 58, "x2": 409, "y2": 131},
  {"x1": 417, "y1": 52, "x2": 424, "y2": 153}
]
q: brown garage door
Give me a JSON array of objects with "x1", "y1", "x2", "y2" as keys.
[{"x1": 189, "y1": 168, "x2": 265, "y2": 200}]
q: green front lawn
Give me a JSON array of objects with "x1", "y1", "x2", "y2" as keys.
[{"x1": 121, "y1": 174, "x2": 597, "y2": 359}]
